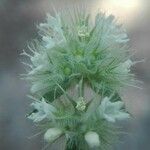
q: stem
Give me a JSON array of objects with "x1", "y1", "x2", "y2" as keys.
[
  {"x1": 78, "y1": 76, "x2": 84, "y2": 97},
  {"x1": 65, "y1": 140, "x2": 78, "y2": 150}
]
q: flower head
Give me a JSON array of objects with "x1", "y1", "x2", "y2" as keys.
[
  {"x1": 23, "y1": 11, "x2": 135, "y2": 102},
  {"x1": 22, "y1": 8, "x2": 136, "y2": 150}
]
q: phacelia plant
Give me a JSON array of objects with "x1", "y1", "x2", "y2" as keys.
[{"x1": 22, "y1": 9, "x2": 137, "y2": 150}]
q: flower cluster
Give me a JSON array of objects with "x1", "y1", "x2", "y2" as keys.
[{"x1": 22, "y1": 10, "x2": 135, "y2": 150}]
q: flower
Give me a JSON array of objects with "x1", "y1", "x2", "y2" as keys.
[
  {"x1": 115, "y1": 59, "x2": 133, "y2": 74},
  {"x1": 98, "y1": 97, "x2": 130, "y2": 122},
  {"x1": 84, "y1": 131, "x2": 100, "y2": 148},
  {"x1": 28, "y1": 98, "x2": 57, "y2": 122},
  {"x1": 75, "y1": 97, "x2": 86, "y2": 111},
  {"x1": 23, "y1": 11, "x2": 134, "y2": 102},
  {"x1": 23, "y1": 9, "x2": 136, "y2": 150},
  {"x1": 39, "y1": 14, "x2": 65, "y2": 48},
  {"x1": 44, "y1": 128, "x2": 63, "y2": 143},
  {"x1": 77, "y1": 25, "x2": 90, "y2": 37}
]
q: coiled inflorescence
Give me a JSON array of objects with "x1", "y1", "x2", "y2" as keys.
[{"x1": 22, "y1": 10, "x2": 136, "y2": 150}]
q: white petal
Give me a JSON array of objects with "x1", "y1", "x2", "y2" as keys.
[
  {"x1": 28, "y1": 98, "x2": 57, "y2": 122},
  {"x1": 98, "y1": 97, "x2": 130, "y2": 122}
]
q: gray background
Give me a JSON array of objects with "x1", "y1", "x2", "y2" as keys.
[{"x1": 0, "y1": 0, "x2": 150, "y2": 149}]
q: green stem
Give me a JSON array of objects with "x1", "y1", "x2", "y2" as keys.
[{"x1": 78, "y1": 76, "x2": 84, "y2": 97}]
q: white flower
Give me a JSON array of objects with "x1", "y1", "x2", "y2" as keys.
[
  {"x1": 98, "y1": 97, "x2": 130, "y2": 123},
  {"x1": 84, "y1": 131, "x2": 100, "y2": 148},
  {"x1": 39, "y1": 14, "x2": 65, "y2": 49},
  {"x1": 44, "y1": 128, "x2": 63, "y2": 143},
  {"x1": 114, "y1": 59, "x2": 133, "y2": 74},
  {"x1": 42, "y1": 36, "x2": 55, "y2": 49},
  {"x1": 28, "y1": 98, "x2": 57, "y2": 122}
]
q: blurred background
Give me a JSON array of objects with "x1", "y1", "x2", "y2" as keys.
[{"x1": 0, "y1": 0, "x2": 150, "y2": 149}]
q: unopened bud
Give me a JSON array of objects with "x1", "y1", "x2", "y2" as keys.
[
  {"x1": 84, "y1": 131, "x2": 100, "y2": 148},
  {"x1": 44, "y1": 128, "x2": 62, "y2": 143}
]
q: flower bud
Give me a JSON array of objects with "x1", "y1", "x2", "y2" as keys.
[
  {"x1": 78, "y1": 25, "x2": 89, "y2": 37},
  {"x1": 44, "y1": 128, "x2": 63, "y2": 143},
  {"x1": 76, "y1": 97, "x2": 86, "y2": 111},
  {"x1": 84, "y1": 131, "x2": 100, "y2": 148}
]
